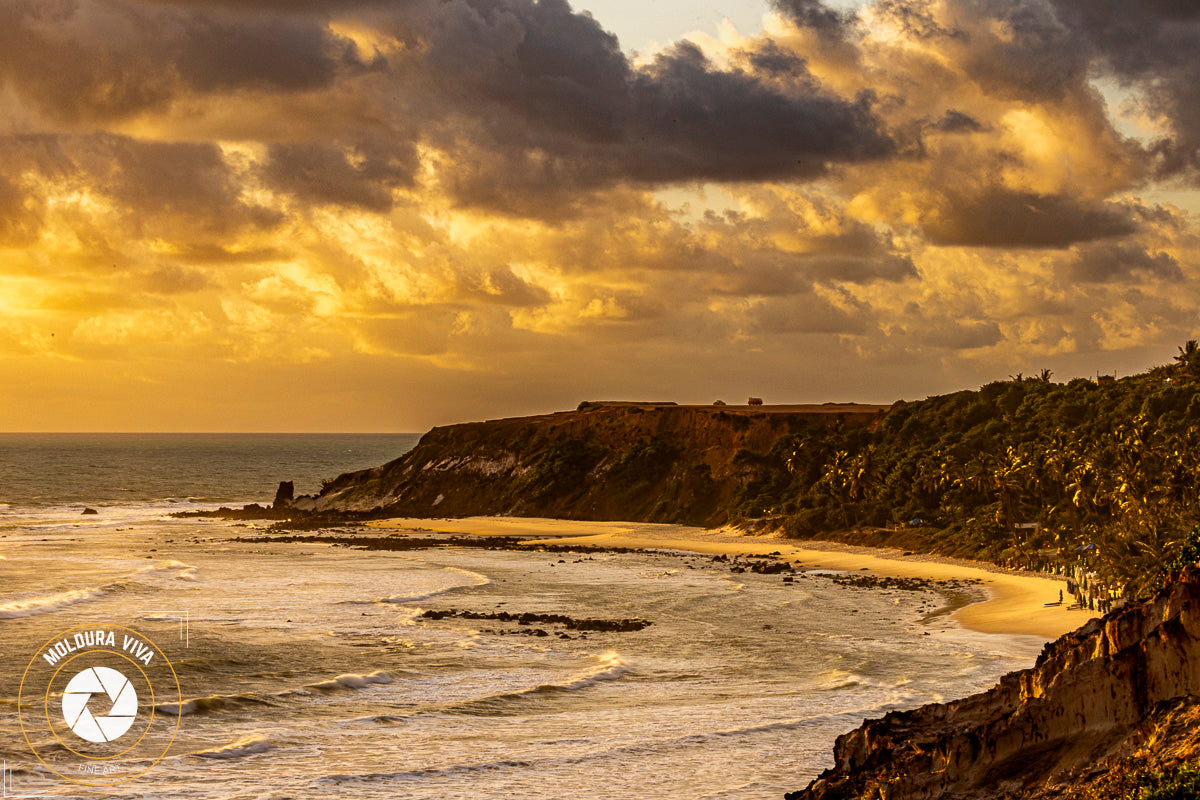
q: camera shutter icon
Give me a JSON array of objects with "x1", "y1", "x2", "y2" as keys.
[{"x1": 61, "y1": 667, "x2": 138, "y2": 743}]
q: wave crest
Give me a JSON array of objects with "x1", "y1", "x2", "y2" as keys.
[
  {"x1": 0, "y1": 559, "x2": 200, "y2": 620},
  {"x1": 444, "y1": 652, "x2": 631, "y2": 715},
  {"x1": 192, "y1": 735, "x2": 276, "y2": 759},
  {"x1": 0, "y1": 587, "x2": 107, "y2": 619},
  {"x1": 305, "y1": 670, "x2": 394, "y2": 692}
]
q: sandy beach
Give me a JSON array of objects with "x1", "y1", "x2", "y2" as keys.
[{"x1": 365, "y1": 516, "x2": 1098, "y2": 640}]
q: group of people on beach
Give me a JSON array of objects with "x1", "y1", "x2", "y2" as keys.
[{"x1": 1065, "y1": 578, "x2": 1115, "y2": 614}]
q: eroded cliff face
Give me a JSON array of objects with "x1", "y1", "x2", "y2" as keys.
[
  {"x1": 292, "y1": 403, "x2": 887, "y2": 524},
  {"x1": 789, "y1": 566, "x2": 1200, "y2": 800}
]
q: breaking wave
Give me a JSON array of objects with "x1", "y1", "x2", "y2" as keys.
[
  {"x1": 305, "y1": 670, "x2": 394, "y2": 692},
  {"x1": 0, "y1": 586, "x2": 108, "y2": 619},
  {"x1": 0, "y1": 560, "x2": 199, "y2": 620},
  {"x1": 443, "y1": 652, "x2": 631, "y2": 715},
  {"x1": 158, "y1": 670, "x2": 395, "y2": 717},
  {"x1": 191, "y1": 734, "x2": 276, "y2": 759}
]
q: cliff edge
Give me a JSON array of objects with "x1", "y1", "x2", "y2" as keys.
[
  {"x1": 787, "y1": 565, "x2": 1200, "y2": 800},
  {"x1": 293, "y1": 402, "x2": 888, "y2": 525}
]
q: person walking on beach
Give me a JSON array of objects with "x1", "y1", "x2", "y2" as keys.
[{"x1": 1059, "y1": 589, "x2": 1063, "y2": 604}]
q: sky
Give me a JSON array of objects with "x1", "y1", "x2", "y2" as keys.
[{"x1": 1, "y1": 0, "x2": 1198, "y2": 432}]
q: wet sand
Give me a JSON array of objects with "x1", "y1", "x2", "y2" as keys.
[{"x1": 364, "y1": 516, "x2": 1097, "y2": 640}]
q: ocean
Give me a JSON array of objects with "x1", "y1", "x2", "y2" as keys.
[{"x1": 0, "y1": 435, "x2": 1044, "y2": 799}]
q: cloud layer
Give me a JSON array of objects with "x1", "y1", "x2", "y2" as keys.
[{"x1": 1, "y1": 0, "x2": 1197, "y2": 430}]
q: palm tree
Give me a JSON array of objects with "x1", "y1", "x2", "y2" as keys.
[
  {"x1": 847, "y1": 446, "x2": 878, "y2": 502},
  {"x1": 819, "y1": 450, "x2": 854, "y2": 527},
  {"x1": 1175, "y1": 340, "x2": 1200, "y2": 376}
]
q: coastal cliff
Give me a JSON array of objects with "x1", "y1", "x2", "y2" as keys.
[
  {"x1": 293, "y1": 402, "x2": 888, "y2": 525},
  {"x1": 787, "y1": 565, "x2": 1200, "y2": 800}
]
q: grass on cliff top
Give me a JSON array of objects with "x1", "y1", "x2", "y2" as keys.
[
  {"x1": 1078, "y1": 759, "x2": 1200, "y2": 800},
  {"x1": 1133, "y1": 761, "x2": 1200, "y2": 800}
]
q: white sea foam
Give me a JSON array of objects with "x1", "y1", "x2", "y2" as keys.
[
  {"x1": 192, "y1": 734, "x2": 276, "y2": 759},
  {"x1": 0, "y1": 586, "x2": 107, "y2": 619},
  {"x1": 374, "y1": 590, "x2": 462, "y2": 604},
  {"x1": 150, "y1": 559, "x2": 199, "y2": 580},
  {"x1": 0, "y1": 558, "x2": 203, "y2": 620},
  {"x1": 306, "y1": 670, "x2": 394, "y2": 692},
  {"x1": 551, "y1": 651, "x2": 631, "y2": 691},
  {"x1": 160, "y1": 669, "x2": 396, "y2": 717}
]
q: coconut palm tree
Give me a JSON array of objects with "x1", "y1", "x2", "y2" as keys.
[{"x1": 1175, "y1": 339, "x2": 1200, "y2": 377}]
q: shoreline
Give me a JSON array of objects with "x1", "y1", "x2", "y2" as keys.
[{"x1": 363, "y1": 516, "x2": 1098, "y2": 640}]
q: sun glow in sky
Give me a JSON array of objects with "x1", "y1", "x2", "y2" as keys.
[{"x1": 1, "y1": 0, "x2": 1198, "y2": 431}]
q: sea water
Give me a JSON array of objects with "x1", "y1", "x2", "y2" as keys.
[{"x1": 0, "y1": 435, "x2": 1044, "y2": 799}]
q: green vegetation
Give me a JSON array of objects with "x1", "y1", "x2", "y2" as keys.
[
  {"x1": 1069, "y1": 758, "x2": 1200, "y2": 800},
  {"x1": 1118, "y1": 760, "x2": 1200, "y2": 800},
  {"x1": 516, "y1": 438, "x2": 603, "y2": 502},
  {"x1": 733, "y1": 345, "x2": 1200, "y2": 600}
]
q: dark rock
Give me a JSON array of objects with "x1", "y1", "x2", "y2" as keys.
[
  {"x1": 82, "y1": 507, "x2": 98, "y2": 515},
  {"x1": 419, "y1": 608, "x2": 651, "y2": 632},
  {"x1": 273, "y1": 481, "x2": 295, "y2": 508}
]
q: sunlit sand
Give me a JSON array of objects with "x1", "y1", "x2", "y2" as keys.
[{"x1": 367, "y1": 516, "x2": 1097, "y2": 640}]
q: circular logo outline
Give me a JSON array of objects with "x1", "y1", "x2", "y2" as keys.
[
  {"x1": 19, "y1": 624, "x2": 181, "y2": 787},
  {"x1": 43, "y1": 650, "x2": 155, "y2": 760}
]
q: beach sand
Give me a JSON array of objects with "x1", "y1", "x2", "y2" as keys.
[{"x1": 365, "y1": 516, "x2": 1097, "y2": 640}]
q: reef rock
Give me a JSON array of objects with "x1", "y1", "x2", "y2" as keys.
[{"x1": 272, "y1": 480, "x2": 294, "y2": 508}]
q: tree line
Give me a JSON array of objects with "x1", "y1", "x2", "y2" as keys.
[{"x1": 735, "y1": 344, "x2": 1200, "y2": 599}]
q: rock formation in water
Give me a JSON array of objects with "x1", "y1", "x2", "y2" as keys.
[
  {"x1": 787, "y1": 565, "x2": 1200, "y2": 800},
  {"x1": 272, "y1": 480, "x2": 294, "y2": 508},
  {"x1": 291, "y1": 402, "x2": 887, "y2": 525}
]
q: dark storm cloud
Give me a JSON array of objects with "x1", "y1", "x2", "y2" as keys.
[
  {"x1": 1063, "y1": 242, "x2": 1183, "y2": 283},
  {"x1": 923, "y1": 189, "x2": 1138, "y2": 248},
  {"x1": 173, "y1": 13, "x2": 380, "y2": 93},
  {"x1": 701, "y1": 218, "x2": 917, "y2": 297},
  {"x1": 908, "y1": 317, "x2": 1004, "y2": 350},
  {"x1": 807, "y1": 252, "x2": 917, "y2": 284},
  {"x1": 751, "y1": 292, "x2": 872, "y2": 335},
  {"x1": 930, "y1": 110, "x2": 985, "y2": 134},
  {"x1": 262, "y1": 137, "x2": 419, "y2": 212},
  {"x1": 0, "y1": 133, "x2": 278, "y2": 238},
  {"x1": 421, "y1": 0, "x2": 894, "y2": 208},
  {"x1": 135, "y1": 0, "x2": 399, "y2": 9},
  {"x1": 0, "y1": 0, "x2": 375, "y2": 122},
  {"x1": 0, "y1": 0, "x2": 896, "y2": 216},
  {"x1": 1047, "y1": 0, "x2": 1200, "y2": 178},
  {"x1": 627, "y1": 43, "x2": 892, "y2": 181},
  {"x1": 872, "y1": 0, "x2": 965, "y2": 40},
  {"x1": 746, "y1": 42, "x2": 810, "y2": 76},
  {"x1": 455, "y1": 265, "x2": 553, "y2": 307},
  {"x1": 953, "y1": 0, "x2": 1090, "y2": 102},
  {"x1": 90, "y1": 137, "x2": 281, "y2": 233},
  {"x1": 768, "y1": 0, "x2": 850, "y2": 35},
  {"x1": 0, "y1": 133, "x2": 272, "y2": 245},
  {"x1": 796, "y1": 225, "x2": 919, "y2": 284}
]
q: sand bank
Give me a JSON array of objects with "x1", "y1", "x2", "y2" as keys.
[{"x1": 365, "y1": 516, "x2": 1097, "y2": 640}]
